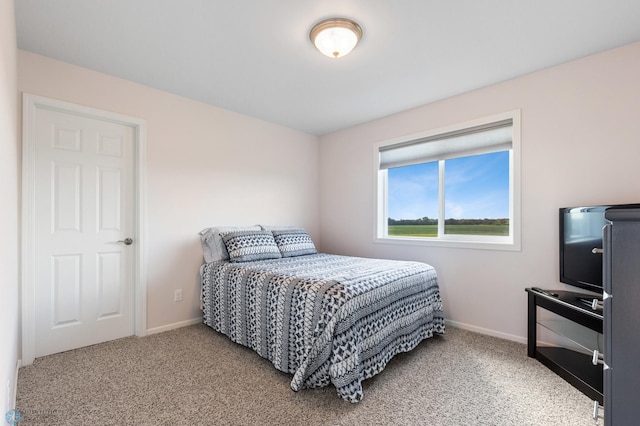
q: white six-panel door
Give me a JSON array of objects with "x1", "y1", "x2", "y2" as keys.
[{"x1": 32, "y1": 106, "x2": 136, "y2": 357}]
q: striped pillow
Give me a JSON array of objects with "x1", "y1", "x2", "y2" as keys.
[
  {"x1": 272, "y1": 228, "x2": 317, "y2": 257},
  {"x1": 220, "y1": 230, "x2": 282, "y2": 262},
  {"x1": 199, "y1": 225, "x2": 261, "y2": 263}
]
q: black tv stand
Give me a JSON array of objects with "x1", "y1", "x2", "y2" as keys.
[{"x1": 525, "y1": 288, "x2": 603, "y2": 404}]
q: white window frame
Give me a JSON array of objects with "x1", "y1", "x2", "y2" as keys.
[{"x1": 374, "y1": 110, "x2": 521, "y2": 251}]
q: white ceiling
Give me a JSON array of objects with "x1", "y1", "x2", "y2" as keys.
[{"x1": 15, "y1": 1, "x2": 640, "y2": 136}]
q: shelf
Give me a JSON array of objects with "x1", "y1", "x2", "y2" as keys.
[
  {"x1": 537, "y1": 318, "x2": 604, "y2": 357},
  {"x1": 536, "y1": 347, "x2": 603, "y2": 404}
]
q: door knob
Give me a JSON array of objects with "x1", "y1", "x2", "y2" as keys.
[{"x1": 117, "y1": 237, "x2": 133, "y2": 245}]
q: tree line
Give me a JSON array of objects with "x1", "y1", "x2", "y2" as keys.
[{"x1": 388, "y1": 217, "x2": 509, "y2": 226}]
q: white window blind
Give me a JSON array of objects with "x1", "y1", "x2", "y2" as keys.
[{"x1": 379, "y1": 118, "x2": 513, "y2": 170}]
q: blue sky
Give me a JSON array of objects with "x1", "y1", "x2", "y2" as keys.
[{"x1": 387, "y1": 151, "x2": 510, "y2": 220}]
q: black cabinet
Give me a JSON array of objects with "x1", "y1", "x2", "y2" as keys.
[
  {"x1": 603, "y1": 208, "x2": 640, "y2": 425},
  {"x1": 525, "y1": 288, "x2": 603, "y2": 404}
]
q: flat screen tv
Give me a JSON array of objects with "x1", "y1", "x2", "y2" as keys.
[{"x1": 559, "y1": 205, "x2": 609, "y2": 293}]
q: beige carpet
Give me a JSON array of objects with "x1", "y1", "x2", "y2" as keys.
[{"x1": 16, "y1": 324, "x2": 602, "y2": 425}]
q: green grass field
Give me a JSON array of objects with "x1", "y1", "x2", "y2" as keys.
[{"x1": 388, "y1": 224, "x2": 509, "y2": 237}]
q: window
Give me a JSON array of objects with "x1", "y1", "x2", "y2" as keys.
[{"x1": 375, "y1": 111, "x2": 520, "y2": 250}]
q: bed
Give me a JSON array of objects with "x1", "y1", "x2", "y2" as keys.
[{"x1": 199, "y1": 226, "x2": 444, "y2": 402}]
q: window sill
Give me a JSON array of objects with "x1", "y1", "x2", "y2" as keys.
[{"x1": 374, "y1": 235, "x2": 521, "y2": 251}]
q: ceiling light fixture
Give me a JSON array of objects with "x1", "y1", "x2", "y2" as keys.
[{"x1": 309, "y1": 18, "x2": 363, "y2": 59}]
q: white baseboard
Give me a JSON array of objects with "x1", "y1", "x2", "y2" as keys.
[
  {"x1": 146, "y1": 317, "x2": 524, "y2": 343},
  {"x1": 146, "y1": 317, "x2": 202, "y2": 335},
  {"x1": 445, "y1": 319, "x2": 527, "y2": 345},
  {"x1": 11, "y1": 359, "x2": 21, "y2": 411}
]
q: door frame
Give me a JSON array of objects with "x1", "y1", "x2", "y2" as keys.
[{"x1": 21, "y1": 93, "x2": 148, "y2": 365}]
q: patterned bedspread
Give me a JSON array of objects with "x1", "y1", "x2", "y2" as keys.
[{"x1": 201, "y1": 253, "x2": 444, "y2": 402}]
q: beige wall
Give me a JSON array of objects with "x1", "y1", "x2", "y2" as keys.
[
  {"x1": 14, "y1": 33, "x2": 640, "y2": 348},
  {"x1": 319, "y1": 41, "x2": 640, "y2": 341},
  {"x1": 18, "y1": 51, "x2": 320, "y2": 330},
  {"x1": 0, "y1": 0, "x2": 19, "y2": 418}
]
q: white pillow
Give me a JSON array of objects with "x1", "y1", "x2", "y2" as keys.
[
  {"x1": 199, "y1": 225, "x2": 261, "y2": 263},
  {"x1": 260, "y1": 225, "x2": 302, "y2": 232}
]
